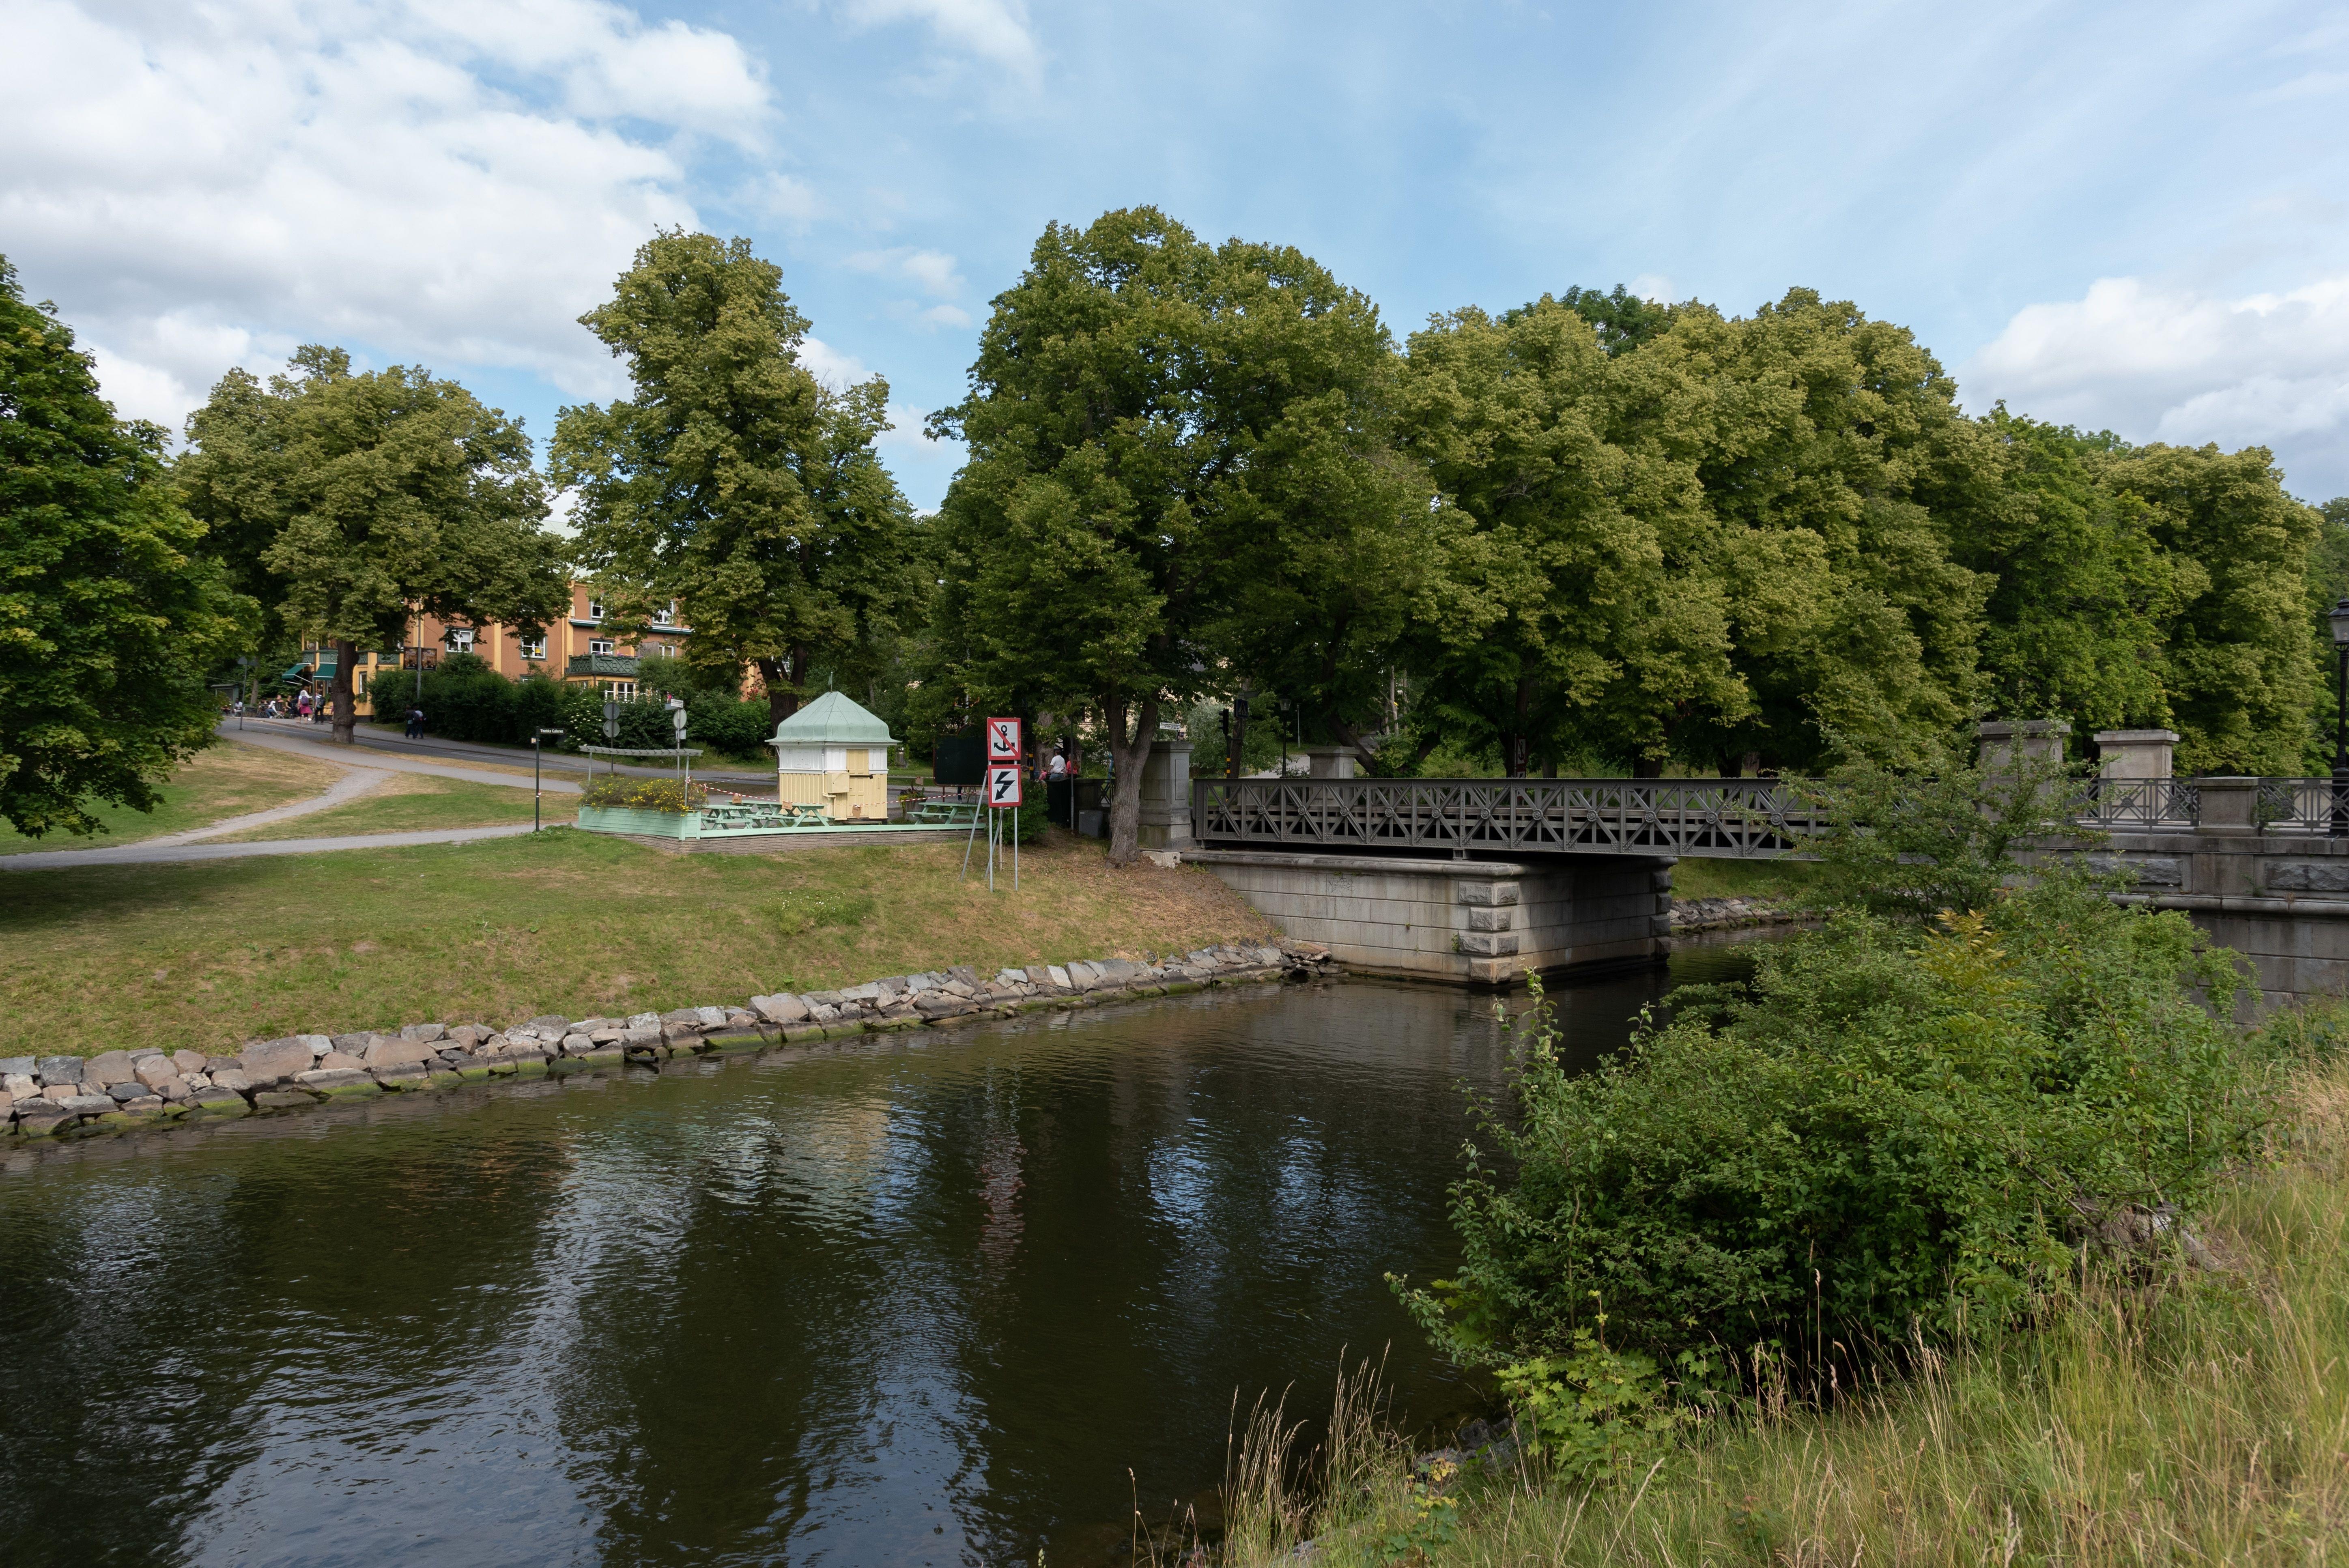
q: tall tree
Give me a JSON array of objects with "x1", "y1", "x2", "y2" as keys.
[
  {"x1": 178, "y1": 347, "x2": 567, "y2": 744},
  {"x1": 1396, "y1": 294, "x2": 1738, "y2": 776},
  {"x1": 552, "y1": 231, "x2": 920, "y2": 727},
  {"x1": 2104, "y1": 443, "x2": 2322, "y2": 775},
  {"x1": 1949, "y1": 411, "x2": 2179, "y2": 738},
  {"x1": 0, "y1": 258, "x2": 243, "y2": 836},
  {"x1": 928, "y1": 208, "x2": 1421, "y2": 861}
]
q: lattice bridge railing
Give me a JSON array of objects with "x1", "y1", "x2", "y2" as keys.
[{"x1": 1189, "y1": 777, "x2": 1827, "y2": 859}]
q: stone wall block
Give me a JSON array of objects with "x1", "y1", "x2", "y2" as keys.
[
  {"x1": 1454, "y1": 881, "x2": 1521, "y2": 907},
  {"x1": 1464, "y1": 907, "x2": 1515, "y2": 933},
  {"x1": 1456, "y1": 931, "x2": 1521, "y2": 957}
]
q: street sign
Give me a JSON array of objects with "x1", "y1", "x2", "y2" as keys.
[
  {"x1": 602, "y1": 699, "x2": 620, "y2": 740},
  {"x1": 671, "y1": 708, "x2": 688, "y2": 736},
  {"x1": 986, "y1": 716, "x2": 1022, "y2": 761},
  {"x1": 987, "y1": 765, "x2": 1022, "y2": 807}
]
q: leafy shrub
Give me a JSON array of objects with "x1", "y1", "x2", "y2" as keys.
[
  {"x1": 580, "y1": 775, "x2": 708, "y2": 813},
  {"x1": 1398, "y1": 870, "x2": 2261, "y2": 1376}
]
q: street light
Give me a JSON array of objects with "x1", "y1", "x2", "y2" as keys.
[
  {"x1": 2330, "y1": 599, "x2": 2349, "y2": 837},
  {"x1": 533, "y1": 727, "x2": 566, "y2": 832}
]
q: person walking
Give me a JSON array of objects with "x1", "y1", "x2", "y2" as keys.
[{"x1": 405, "y1": 704, "x2": 425, "y2": 739}]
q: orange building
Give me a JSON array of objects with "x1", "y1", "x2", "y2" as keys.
[{"x1": 297, "y1": 583, "x2": 715, "y2": 716}]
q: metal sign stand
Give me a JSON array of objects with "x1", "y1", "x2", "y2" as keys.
[{"x1": 961, "y1": 717, "x2": 1022, "y2": 890}]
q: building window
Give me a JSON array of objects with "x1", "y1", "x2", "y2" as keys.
[
  {"x1": 520, "y1": 637, "x2": 546, "y2": 660},
  {"x1": 446, "y1": 628, "x2": 475, "y2": 652},
  {"x1": 587, "y1": 599, "x2": 604, "y2": 621},
  {"x1": 652, "y1": 602, "x2": 675, "y2": 626},
  {"x1": 602, "y1": 681, "x2": 636, "y2": 701},
  {"x1": 355, "y1": 670, "x2": 369, "y2": 696},
  {"x1": 656, "y1": 643, "x2": 677, "y2": 657},
  {"x1": 589, "y1": 639, "x2": 614, "y2": 656}
]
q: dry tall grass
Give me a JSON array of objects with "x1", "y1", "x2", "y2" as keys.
[{"x1": 1220, "y1": 1056, "x2": 2349, "y2": 1568}]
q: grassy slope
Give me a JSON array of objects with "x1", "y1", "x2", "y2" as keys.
[
  {"x1": 0, "y1": 828, "x2": 1276, "y2": 1053},
  {"x1": 0, "y1": 741, "x2": 341, "y2": 855},
  {"x1": 1230, "y1": 1058, "x2": 2349, "y2": 1568},
  {"x1": 1667, "y1": 856, "x2": 1825, "y2": 903},
  {"x1": 215, "y1": 773, "x2": 543, "y2": 841}
]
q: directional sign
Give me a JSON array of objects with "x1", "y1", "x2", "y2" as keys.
[
  {"x1": 987, "y1": 765, "x2": 1022, "y2": 807},
  {"x1": 986, "y1": 716, "x2": 1022, "y2": 762},
  {"x1": 671, "y1": 707, "x2": 688, "y2": 736},
  {"x1": 602, "y1": 699, "x2": 621, "y2": 740}
]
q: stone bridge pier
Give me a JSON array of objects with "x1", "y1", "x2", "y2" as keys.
[{"x1": 1184, "y1": 850, "x2": 1674, "y2": 985}]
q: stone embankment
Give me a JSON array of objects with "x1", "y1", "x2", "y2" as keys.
[
  {"x1": 1, "y1": 942, "x2": 1337, "y2": 1140},
  {"x1": 1668, "y1": 895, "x2": 1809, "y2": 934}
]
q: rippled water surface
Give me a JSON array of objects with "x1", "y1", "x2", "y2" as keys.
[{"x1": 0, "y1": 941, "x2": 1771, "y2": 1566}]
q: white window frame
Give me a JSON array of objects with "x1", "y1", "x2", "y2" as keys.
[
  {"x1": 656, "y1": 643, "x2": 677, "y2": 657},
  {"x1": 589, "y1": 639, "x2": 614, "y2": 656},
  {"x1": 652, "y1": 602, "x2": 675, "y2": 626},
  {"x1": 446, "y1": 627, "x2": 475, "y2": 652},
  {"x1": 587, "y1": 599, "x2": 605, "y2": 622},
  {"x1": 520, "y1": 637, "x2": 546, "y2": 660},
  {"x1": 602, "y1": 680, "x2": 637, "y2": 701}
]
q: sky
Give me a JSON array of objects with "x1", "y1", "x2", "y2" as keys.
[{"x1": 8, "y1": 0, "x2": 2349, "y2": 512}]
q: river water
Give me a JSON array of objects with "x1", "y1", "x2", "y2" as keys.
[{"x1": 0, "y1": 939, "x2": 1774, "y2": 1567}]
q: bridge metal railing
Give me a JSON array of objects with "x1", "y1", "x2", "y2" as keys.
[
  {"x1": 1189, "y1": 776, "x2": 1829, "y2": 859},
  {"x1": 2072, "y1": 777, "x2": 2201, "y2": 831}
]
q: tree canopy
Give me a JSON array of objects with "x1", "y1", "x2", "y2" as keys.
[
  {"x1": 552, "y1": 230, "x2": 921, "y2": 727},
  {"x1": 925, "y1": 207, "x2": 1424, "y2": 859},
  {"x1": 0, "y1": 259, "x2": 242, "y2": 835},
  {"x1": 178, "y1": 347, "x2": 567, "y2": 743}
]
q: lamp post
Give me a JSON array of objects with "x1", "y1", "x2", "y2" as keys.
[
  {"x1": 533, "y1": 728, "x2": 565, "y2": 831},
  {"x1": 2330, "y1": 599, "x2": 2349, "y2": 837}
]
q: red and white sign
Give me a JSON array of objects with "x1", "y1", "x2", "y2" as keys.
[
  {"x1": 986, "y1": 716, "x2": 1022, "y2": 761},
  {"x1": 987, "y1": 765, "x2": 1023, "y2": 807}
]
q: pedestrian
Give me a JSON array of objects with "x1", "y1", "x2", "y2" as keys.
[
  {"x1": 1047, "y1": 751, "x2": 1067, "y2": 781},
  {"x1": 405, "y1": 705, "x2": 424, "y2": 739}
]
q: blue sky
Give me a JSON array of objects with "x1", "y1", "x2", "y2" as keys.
[{"x1": 10, "y1": 0, "x2": 2349, "y2": 510}]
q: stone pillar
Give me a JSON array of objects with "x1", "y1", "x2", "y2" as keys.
[
  {"x1": 1977, "y1": 719, "x2": 2070, "y2": 772},
  {"x1": 1138, "y1": 740, "x2": 1194, "y2": 850},
  {"x1": 2192, "y1": 777, "x2": 2261, "y2": 899},
  {"x1": 1305, "y1": 746, "x2": 1361, "y2": 779},
  {"x1": 2093, "y1": 729, "x2": 2179, "y2": 779}
]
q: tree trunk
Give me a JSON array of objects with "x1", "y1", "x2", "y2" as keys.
[
  {"x1": 1229, "y1": 683, "x2": 1253, "y2": 779},
  {"x1": 329, "y1": 639, "x2": 357, "y2": 745},
  {"x1": 1102, "y1": 692, "x2": 1160, "y2": 867},
  {"x1": 759, "y1": 652, "x2": 809, "y2": 727},
  {"x1": 1632, "y1": 755, "x2": 1663, "y2": 779}
]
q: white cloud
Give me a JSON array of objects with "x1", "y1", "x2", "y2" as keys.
[
  {"x1": 847, "y1": 246, "x2": 967, "y2": 298},
  {"x1": 2, "y1": 0, "x2": 776, "y2": 435},
  {"x1": 841, "y1": 0, "x2": 1040, "y2": 86},
  {"x1": 797, "y1": 335, "x2": 873, "y2": 388},
  {"x1": 1629, "y1": 273, "x2": 1675, "y2": 303},
  {"x1": 1964, "y1": 274, "x2": 2349, "y2": 499}
]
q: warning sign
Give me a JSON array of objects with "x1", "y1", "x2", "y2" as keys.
[
  {"x1": 986, "y1": 716, "x2": 1022, "y2": 761},
  {"x1": 987, "y1": 765, "x2": 1022, "y2": 807}
]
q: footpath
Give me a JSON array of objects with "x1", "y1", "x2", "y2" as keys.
[
  {"x1": 230, "y1": 716, "x2": 771, "y2": 785},
  {"x1": 0, "y1": 727, "x2": 577, "y2": 871}
]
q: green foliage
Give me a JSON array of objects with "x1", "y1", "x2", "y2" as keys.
[
  {"x1": 1957, "y1": 412, "x2": 2180, "y2": 738},
  {"x1": 1399, "y1": 873, "x2": 2259, "y2": 1374},
  {"x1": 177, "y1": 344, "x2": 568, "y2": 741},
  {"x1": 553, "y1": 231, "x2": 922, "y2": 724},
  {"x1": 580, "y1": 775, "x2": 706, "y2": 813},
  {"x1": 0, "y1": 258, "x2": 244, "y2": 837},
  {"x1": 1494, "y1": 1323, "x2": 1699, "y2": 1485},
  {"x1": 1796, "y1": 746, "x2": 2098, "y2": 923},
  {"x1": 928, "y1": 207, "x2": 1429, "y2": 857},
  {"x1": 1396, "y1": 287, "x2": 1988, "y2": 776}
]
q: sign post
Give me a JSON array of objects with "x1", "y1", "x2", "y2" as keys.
[{"x1": 964, "y1": 717, "x2": 1023, "y2": 890}]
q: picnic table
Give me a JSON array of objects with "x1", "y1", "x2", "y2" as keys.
[
  {"x1": 906, "y1": 798, "x2": 981, "y2": 826},
  {"x1": 700, "y1": 801, "x2": 833, "y2": 830}
]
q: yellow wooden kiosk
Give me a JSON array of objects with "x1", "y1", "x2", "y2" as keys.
[{"x1": 767, "y1": 691, "x2": 896, "y2": 821}]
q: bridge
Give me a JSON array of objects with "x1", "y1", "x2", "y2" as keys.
[{"x1": 1149, "y1": 725, "x2": 2349, "y2": 1006}]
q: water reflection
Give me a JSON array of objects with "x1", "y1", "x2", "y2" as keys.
[{"x1": 0, "y1": 936, "x2": 1776, "y2": 1567}]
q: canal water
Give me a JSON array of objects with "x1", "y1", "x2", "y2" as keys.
[{"x1": 0, "y1": 938, "x2": 1775, "y2": 1567}]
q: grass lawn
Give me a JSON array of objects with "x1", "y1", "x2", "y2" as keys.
[
  {"x1": 0, "y1": 740, "x2": 340, "y2": 856},
  {"x1": 1668, "y1": 854, "x2": 1824, "y2": 902},
  {"x1": 215, "y1": 773, "x2": 546, "y2": 841},
  {"x1": 0, "y1": 828, "x2": 1276, "y2": 1053}
]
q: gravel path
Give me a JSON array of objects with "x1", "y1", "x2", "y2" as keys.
[
  {"x1": 0, "y1": 823, "x2": 541, "y2": 871},
  {"x1": 222, "y1": 725, "x2": 585, "y2": 794}
]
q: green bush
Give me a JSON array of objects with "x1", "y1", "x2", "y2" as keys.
[
  {"x1": 1398, "y1": 870, "x2": 2262, "y2": 1376},
  {"x1": 580, "y1": 775, "x2": 707, "y2": 813}
]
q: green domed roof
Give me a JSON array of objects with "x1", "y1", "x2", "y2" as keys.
[{"x1": 767, "y1": 690, "x2": 897, "y2": 747}]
